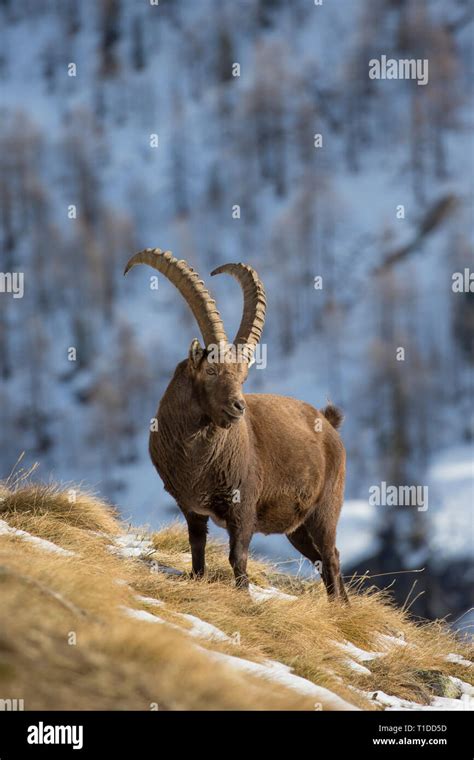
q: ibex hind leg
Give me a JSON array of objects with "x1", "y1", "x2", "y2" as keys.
[
  {"x1": 305, "y1": 514, "x2": 349, "y2": 603},
  {"x1": 286, "y1": 524, "x2": 322, "y2": 569}
]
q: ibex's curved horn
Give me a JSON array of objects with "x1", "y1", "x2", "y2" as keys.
[
  {"x1": 125, "y1": 248, "x2": 228, "y2": 348},
  {"x1": 211, "y1": 263, "x2": 266, "y2": 352}
]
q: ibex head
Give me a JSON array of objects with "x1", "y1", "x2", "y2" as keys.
[{"x1": 124, "y1": 249, "x2": 266, "y2": 429}]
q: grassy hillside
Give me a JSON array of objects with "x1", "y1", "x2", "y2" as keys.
[{"x1": 0, "y1": 479, "x2": 472, "y2": 711}]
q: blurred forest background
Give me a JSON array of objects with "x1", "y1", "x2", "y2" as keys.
[{"x1": 0, "y1": 0, "x2": 472, "y2": 624}]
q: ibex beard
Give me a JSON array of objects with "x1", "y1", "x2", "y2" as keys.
[{"x1": 125, "y1": 248, "x2": 348, "y2": 601}]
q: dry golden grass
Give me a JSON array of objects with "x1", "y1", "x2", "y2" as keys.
[
  {"x1": 0, "y1": 480, "x2": 472, "y2": 711},
  {"x1": 0, "y1": 476, "x2": 119, "y2": 533}
]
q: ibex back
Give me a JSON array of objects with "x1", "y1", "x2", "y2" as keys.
[{"x1": 125, "y1": 249, "x2": 348, "y2": 601}]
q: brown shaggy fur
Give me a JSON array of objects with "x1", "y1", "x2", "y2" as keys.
[{"x1": 149, "y1": 347, "x2": 348, "y2": 601}]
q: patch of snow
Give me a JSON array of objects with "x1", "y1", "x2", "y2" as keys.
[
  {"x1": 364, "y1": 689, "x2": 474, "y2": 711},
  {"x1": 128, "y1": 599, "x2": 231, "y2": 642},
  {"x1": 111, "y1": 532, "x2": 154, "y2": 558},
  {"x1": 249, "y1": 584, "x2": 297, "y2": 603},
  {"x1": 446, "y1": 653, "x2": 472, "y2": 668},
  {"x1": 336, "y1": 635, "x2": 407, "y2": 670},
  {"x1": 343, "y1": 658, "x2": 372, "y2": 676},
  {"x1": 111, "y1": 533, "x2": 185, "y2": 575},
  {"x1": 428, "y1": 695, "x2": 473, "y2": 711},
  {"x1": 135, "y1": 594, "x2": 165, "y2": 607},
  {"x1": 121, "y1": 606, "x2": 165, "y2": 624},
  {"x1": 336, "y1": 640, "x2": 382, "y2": 662},
  {"x1": 0, "y1": 519, "x2": 75, "y2": 556},
  {"x1": 113, "y1": 546, "x2": 145, "y2": 558},
  {"x1": 199, "y1": 647, "x2": 359, "y2": 710},
  {"x1": 449, "y1": 677, "x2": 474, "y2": 697},
  {"x1": 179, "y1": 613, "x2": 232, "y2": 643}
]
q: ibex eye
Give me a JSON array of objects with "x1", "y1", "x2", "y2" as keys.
[{"x1": 206, "y1": 367, "x2": 217, "y2": 375}]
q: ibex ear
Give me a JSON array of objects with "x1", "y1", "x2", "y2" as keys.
[{"x1": 189, "y1": 339, "x2": 205, "y2": 368}]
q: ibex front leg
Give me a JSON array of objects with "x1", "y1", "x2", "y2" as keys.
[
  {"x1": 185, "y1": 512, "x2": 208, "y2": 578},
  {"x1": 227, "y1": 513, "x2": 254, "y2": 590}
]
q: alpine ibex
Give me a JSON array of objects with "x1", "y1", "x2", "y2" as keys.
[{"x1": 124, "y1": 248, "x2": 348, "y2": 601}]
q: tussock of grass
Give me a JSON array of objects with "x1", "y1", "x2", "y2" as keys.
[
  {"x1": 0, "y1": 480, "x2": 472, "y2": 711},
  {"x1": 0, "y1": 481, "x2": 119, "y2": 535}
]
